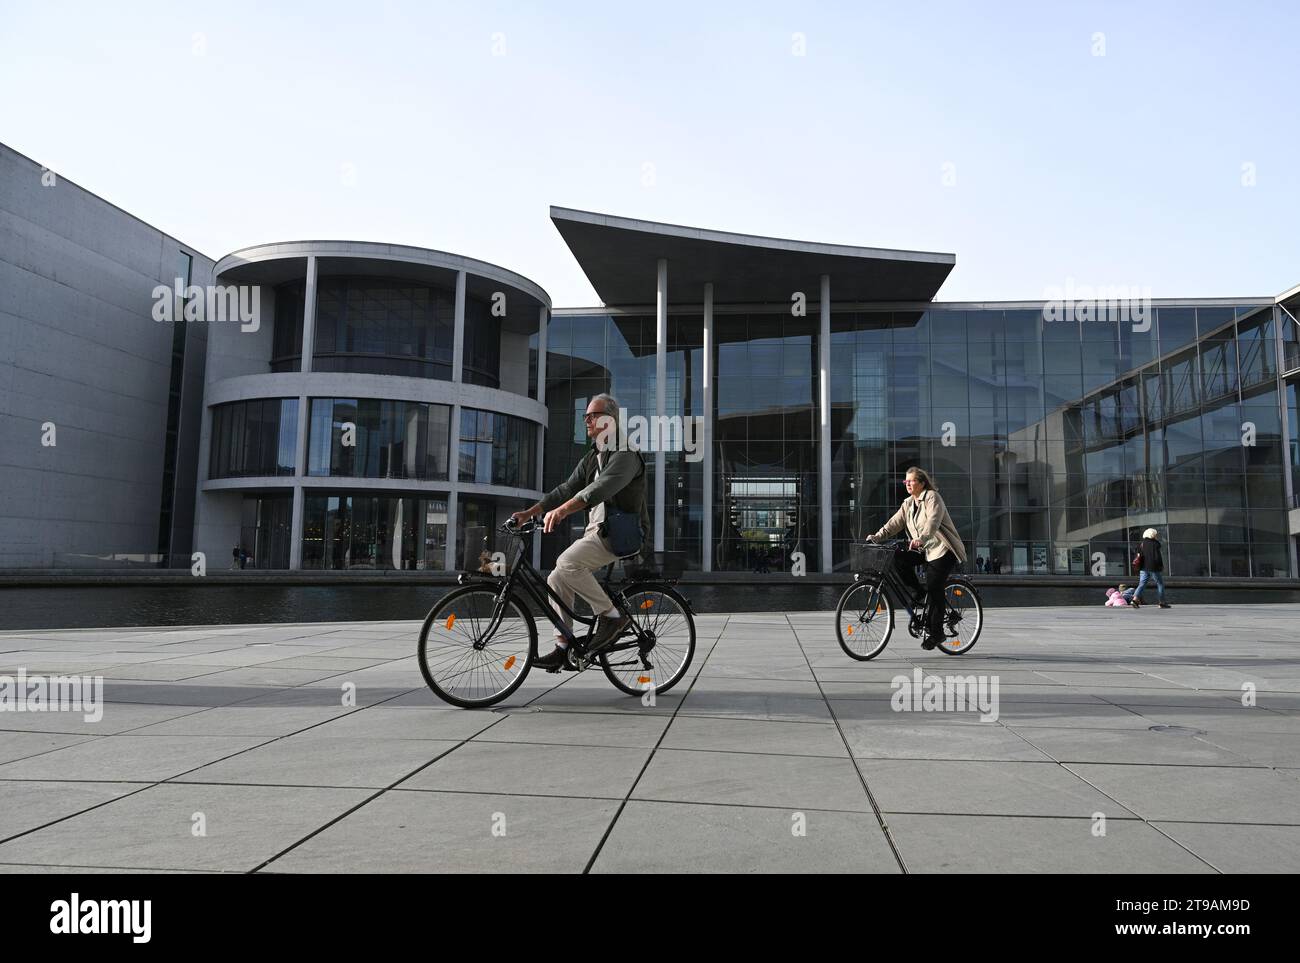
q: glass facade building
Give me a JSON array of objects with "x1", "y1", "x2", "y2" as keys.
[
  {"x1": 541, "y1": 303, "x2": 1294, "y2": 578},
  {"x1": 194, "y1": 217, "x2": 1300, "y2": 577}
]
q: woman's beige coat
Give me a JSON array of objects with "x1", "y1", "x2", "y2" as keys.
[{"x1": 871, "y1": 488, "x2": 967, "y2": 564}]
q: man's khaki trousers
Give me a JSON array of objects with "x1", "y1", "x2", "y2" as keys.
[{"x1": 547, "y1": 518, "x2": 618, "y2": 637}]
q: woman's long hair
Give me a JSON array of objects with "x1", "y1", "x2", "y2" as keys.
[{"x1": 906, "y1": 467, "x2": 938, "y2": 492}]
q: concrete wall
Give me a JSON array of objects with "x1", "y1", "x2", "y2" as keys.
[
  {"x1": 0, "y1": 143, "x2": 213, "y2": 567},
  {"x1": 499, "y1": 328, "x2": 531, "y2": 396},
  {"x1": 205, "y1": 282, "x2": 278, "y2": 384}
]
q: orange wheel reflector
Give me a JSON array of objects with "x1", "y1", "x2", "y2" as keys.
[
  {"x1": 877, "y1": 603, "x2": 886, "y2": 613},
  {"x1": 504, "y1": 656, "x2": 516, "y2": 670},
  {"x1": 444, "y1": 614, "x2": 456, "y2": 630},
  {"x1": 640, "y1": 599, "x2": 655, "y2": 609},
  {"x1": 846, "y1": 624, "x2": 854, "y2": 635},
  {"x1": 637, "y1": 676, "x2": 652, "y2": 684},
  {"x1": 953, "y1": 589, "x2": 963, "y2": 596}
]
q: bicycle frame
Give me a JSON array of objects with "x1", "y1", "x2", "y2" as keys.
[
  {"x1": 856, "y1": 567, "x2": 916, "y2": 619},
  {"x1": 457, "y1": 524, "x2": 648, "y2": 653},
  {"x1": 855, "y1": 546, "x2": 937, "y2": 624}
]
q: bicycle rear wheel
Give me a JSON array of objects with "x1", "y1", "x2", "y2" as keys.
[
  {"x1": 836, "y1": 577, "x2": 894, "y2": 661},
  {"x1": 417, "y1": 585, "x2": 537, "y2": 707},
  {"x1": 935, "y1": 577, "x2": 983, "y2": 655},
  {"x1": 601, "y1": 582, "x2": 695, "y2": 696}
]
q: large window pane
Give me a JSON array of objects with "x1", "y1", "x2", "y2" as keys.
[
  {"x1": 307, "y1": 398, "x2": 450, "y2": 479},
  {"x1": 209, "y1": 399, "x2": 298, "y2": 478}
]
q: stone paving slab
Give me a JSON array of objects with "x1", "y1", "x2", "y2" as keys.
[
  {"x1": 265, "y1": 791, "x2": 619, "y2": 874},
  {"x1": 400, "y1": 741, "x2": 651, "y2": 798},
  {"x1": 885, "y1": 814, "x2": 1216, "y2": 873},
  {"x1": 1006, "y1": 726, "x2": 1258, "y2": 767},
  {"x1": 177, "y1": 735, "x2": 460, "y2": 789},
  {"x1": 472, "y1": 710, "x2": 670, "y2": 749},
  {"x1": 1149, "y1": 821, "x2": 1300, "y2": 873},
  {"x1": 0, "y1": 730, "x2": 99, "y2": 766},
  {"x1": 631, "y1": 748, "x2": 875, "y2": 811},
  {"x1": 1, "y1": 604, "x2": 1299, "y2": 872},
  {"x1": 1065, "y1": 763, "x2": 1300, "y2": 824},
  {"x1": 857, "y1": 758, "x2": 1136, "y2": 817},
  {"x1": 0, "y1": 780, "x2": 150, "y2": 838},
  {"x1": 589, "y1": 801, "x2": 900, "y2": 873},
  {"x1": 658, "y1": 716, "x2": 850, "y2": 757},
  {"x1": 0, "y1": 783, "x2": 371, "y2": 872},
  {"x1": 0, "y1": 734, "x2": 271, "y2": 782}
]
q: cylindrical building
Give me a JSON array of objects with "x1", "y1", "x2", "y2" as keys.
[{"x1": 193, "y1": 241, "x2": 549, "y2": 570}]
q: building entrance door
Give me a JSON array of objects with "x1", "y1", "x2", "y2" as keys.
[{"x1": 717, "y1": 475, "x2": 805, "y2": 573}]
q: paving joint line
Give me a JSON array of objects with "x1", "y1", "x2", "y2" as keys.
[{"x1": 787, "y1": 612, "x2": 910, "y2": 873}]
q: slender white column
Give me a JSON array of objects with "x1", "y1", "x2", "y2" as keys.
[
  {"x1": 445, "y1": 271, "x2": 468, "y2": 568},
  {"x1": 1272, "y1": 304, "x2": 1298, "y2": 577},
  {"x1": 534, "y1": 306, "x2": 548, "y2": 568},
  {"x1": 452, "y1": 270, "x2": 466, "y2": 383},
  {"x1": 299, "y1": 256, "x2": 317, "y2": 375},
  {"x1": 819, "y1": 274, "x2": 832, "y2": 574},
  {"x1": 289, "y1": 255, "x2": 317, "y2": 569},
  {"x1": 655, "y1": 259, "x2": 667, "y2": 553},
  {"x1": 701, "y1": 283, "x2": 714, "y2": 572},
  {"x1": 445, "y1": 407, "x2": 460, "y2": 571}
]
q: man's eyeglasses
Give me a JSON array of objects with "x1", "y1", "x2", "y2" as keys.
[{"x1": 583, "y1": 412, "x2": 609, "y2": 423}]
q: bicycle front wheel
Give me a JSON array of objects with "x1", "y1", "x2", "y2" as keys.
[
  {"x1": 836, "y1": 577, "x2": 894, "y2": 661},
  {"x1": 601, "y1": 582, "x2": 695, "y2": 696},
  {"x1": 417, "y1": 585, "x2": 537, "y2": 708},
  {"x1": 936, "y1": 577, "x2": 983, "y2": 655}
]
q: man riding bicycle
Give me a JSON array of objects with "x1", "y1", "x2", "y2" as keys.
[
  {"x1": 510, "y1": 393, "x2": 649, "y2": 670},
  {"x1": 867, "y1": 467, "x2": 967, "y2": 650}
]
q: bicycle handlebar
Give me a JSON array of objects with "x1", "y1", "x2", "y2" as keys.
[
  {"x1": 865, "y1": 537, "x2": 910, "y2": 550},
  {"x1": 501, "y1": 518, "x2": 540, "y2": 536}
]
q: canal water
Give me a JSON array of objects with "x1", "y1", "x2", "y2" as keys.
[{"x1": 0, "y1": 583, "x2": 1291, "y2": 630}]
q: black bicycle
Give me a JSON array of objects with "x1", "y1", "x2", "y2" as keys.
[
  {"x1": 835, "y1": 540, "x2": 983, "y2": 660},
  {"x1": 417, "y1": 518, "x2": 697, "y2": 708}
]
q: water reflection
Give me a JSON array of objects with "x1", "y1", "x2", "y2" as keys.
[{"x1": 0, "y1": 583, "x2": 1293, "y2": 630}]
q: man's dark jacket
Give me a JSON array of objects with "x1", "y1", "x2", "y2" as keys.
[{"x1": 538, "y1": 446, "x2": 650, "y2": 555}]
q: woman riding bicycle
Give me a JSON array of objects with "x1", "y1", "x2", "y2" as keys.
[{"x1": 866, "y1": 467, "x2": 967, "y2": 650}]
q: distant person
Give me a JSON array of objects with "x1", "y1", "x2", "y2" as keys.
[
  {"x1": 976, "y1": 555, "x2": 984, "y2": 574},
  {"x1": 991, "y1": 555, "x2": 1001, "y2": 575},
  {"x1": 231, "y1": 546, "x2": 241, "y2": 570},
  {"x1": 1130, "y1": 528, "x2": 1170, "y2": 609}
]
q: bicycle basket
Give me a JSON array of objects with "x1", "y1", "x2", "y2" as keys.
[{"x1": 851, "y1": 542, "x2": 895, "y2": 576}]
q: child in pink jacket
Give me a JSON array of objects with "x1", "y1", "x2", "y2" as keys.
[{"x1": 1105, "y1": 587, "x2": 1130, "y2": 607}]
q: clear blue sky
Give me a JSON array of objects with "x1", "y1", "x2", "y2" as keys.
[{"x1": 3, "y1": 0, "x2": 1296, "y2": 306}]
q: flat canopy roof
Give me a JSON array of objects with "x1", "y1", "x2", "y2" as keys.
[{"x1": 551, "y1": 207, "x2": 955, "y2": 307}]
